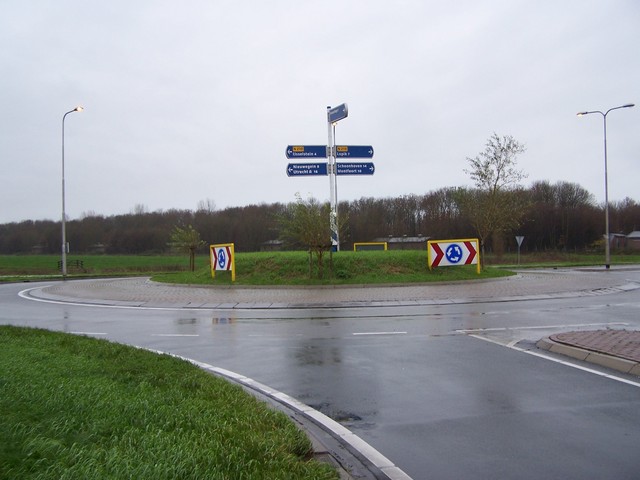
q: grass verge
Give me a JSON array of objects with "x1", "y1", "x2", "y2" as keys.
[
  {"x1": 153, "y1": 250, "x2": 513, "y2": 285},
  {"x1": 0, "y1": 326, "x2": 338, "y2": 480},
  {"x1": 2, "y1": 251, "x2": 639, "y2": 285}
]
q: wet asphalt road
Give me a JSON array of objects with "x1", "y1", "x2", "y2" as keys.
[{"x1": 2, "y1": 270, "x2": 640, "y2": 479}]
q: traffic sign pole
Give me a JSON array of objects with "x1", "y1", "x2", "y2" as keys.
[
  {"x1": 327, "y1": 106, "x2": 339, "y2": 250},
  {"x1": 515, "y1": 235, "x2": 524, "y2": 265},
  {"x1": 286, "y1": 103, "x2": 373, "y2": 252}
]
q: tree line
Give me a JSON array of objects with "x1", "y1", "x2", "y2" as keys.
[
  {"x1": 1, "y1": 182, "x2": 639, "y2": 255},
  {"x1": 3, "y1": 132, "x2": 639, "y2": 256}
]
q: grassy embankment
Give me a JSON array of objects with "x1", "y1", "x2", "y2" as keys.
[
  {"x1": 0, "y1": 326, "x2": 338, "y2": 479},
  {"x1": 2, "y1": 250, "x2": 639, "y2": 284}
]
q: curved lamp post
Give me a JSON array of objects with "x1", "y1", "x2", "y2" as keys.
[
  {"x1": 577, "y1": 103, "x2": 634, "y2": 269},
  {"x1": 61, "y1": 106, "x2": 83, "y2": 278}
]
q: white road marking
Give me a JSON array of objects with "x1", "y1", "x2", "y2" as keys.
[
  {"x1": 18, "y1": 287, "x2": 208, "y2": 312},
  {"x1": 353, "y1": 331, "x2": 407, "y2": 336},
  {"x1": 456, "y1": 322, "x2": 628, "y2": 334},
  {"x1": 151, "y1": 334, "x2": 200, "y2": 337},
  {"x1": 470, "y1": 334, "x2": 640, "y2": 388}
]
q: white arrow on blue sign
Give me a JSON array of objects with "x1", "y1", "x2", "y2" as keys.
[
  {"x1": 336, "y1": 162, "x2": 375, "y2": 175},
  {"x1": 286, "y1": 163, "x2": 328, "y2": 177},
  {"x1": 335, "y1": 145, "x2": 374, "y2": 159},
  {"x1": 285, "y1": 145, "x2": 327, "y2": 159},
  {"x1": 327, "y1": 103, "x2": 348, "y2": 123}
]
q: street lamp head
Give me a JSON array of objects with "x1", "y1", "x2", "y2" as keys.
[
  {"x1": 64, "y1": 106, "x2": 84, "y2": 118},
  {"x1": 577, "y1": 104, "x2": 634, "y2": 116}
]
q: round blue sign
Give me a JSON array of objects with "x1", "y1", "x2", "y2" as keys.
[
  {"x1": 217, "y1": 249, "x2": 226, "y2": 269},
  {"x1": 445, "y1": 244, "x2": 463, "y2": 264}
]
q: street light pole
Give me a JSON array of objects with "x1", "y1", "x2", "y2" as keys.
[
  {"x1": 577, "y1": 103, "x2": 634, "y2": 270},
  {"x1": 61, "y1": 106, "x2": 83, "y2": 278}
]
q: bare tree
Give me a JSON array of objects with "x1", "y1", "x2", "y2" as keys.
[
  {"x1": 196, "y1": 198, "x2": 216, "y2": 213},
  {"x1": 460, "y1": 133, "x2": 529, "y2": 258},
  {"x1": 131, "y1": 204, "x2": 149, "y2": 215}
]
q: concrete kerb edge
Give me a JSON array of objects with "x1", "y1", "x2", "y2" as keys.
[
  {"x1": 147, "y1": 350, "x2": 412, "y2": 480},
  {"x1": 536, "y1": 337, "x2": 640, "y2": 376},
  {"x1": 209, "y1": 365, "x2": 414, "y2": 480},
  {"x1": 22, "y1": 280, "x2": 640, "y2": 311}
]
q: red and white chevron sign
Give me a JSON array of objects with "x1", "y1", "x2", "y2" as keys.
[
  {"x1": 427, "y1": 238, "x2": 480, "y2": 274},
  {"x1": 210, "y1": 243, "x2": 236, "y2": 281}
]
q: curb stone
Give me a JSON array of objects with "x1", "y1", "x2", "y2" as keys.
[{"x1": 536, "y1": 336, "x2": 640, "y2": 376}]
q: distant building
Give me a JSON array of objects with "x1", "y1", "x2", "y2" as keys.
[
  {"x1": 261, "y1": 239, "x2": 284, "y2": 251},
  {"x1": 609, "y1": 233, "x2": 627, "y2": 250},
  {"x1": 90, "y1": 243, "x2": 107, "y2": 254},
  {"x1": 626, "y1": 231, "x2": 640, "y2": 250},
  {"x1": 373, "y1": 235, "x2": 429, "y2": 250}
]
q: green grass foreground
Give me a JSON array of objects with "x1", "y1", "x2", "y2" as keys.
[{"x1": 0, "y1": 326, "x2": 338, "y2": 480}]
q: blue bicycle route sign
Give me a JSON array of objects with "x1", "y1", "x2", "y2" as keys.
[
  {"x1": 286, "y1": 163, "x2": 328, "y2": 176},
  {"x1": 285, "y1": 145, "x2": 327, "y2": 159},
  {"x1": 327, "y1": 103, "x2": 348, "y2": 123},
  {"x1": 335, "y1": 145, "x2": 374, "y2": 158},
  {"x1": 336, "y1": 162, "x2": 375, "y2": 175}
]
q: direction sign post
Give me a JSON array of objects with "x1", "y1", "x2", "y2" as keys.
[
  {"x1": 327, "y1": 107, "x2": 338, "y2": 249},
  {"x1": 286, "y1": 103, "x2": 375, "y2": 252},
  {"x1": 335, "y1": 145, "x2": 374, "y2": 158},
  {"x1": 286, "y1": 163, "x2": 328, "y2": 177},
  {"x1": 327, "y1": 103, "x2": 348, "y2": 123},
  {"x1": 285, "y1": 145, "x2": 327, "y2": 159},
  {"x1": 336, "y1": 162, "x2": 375, "y2": 175}
]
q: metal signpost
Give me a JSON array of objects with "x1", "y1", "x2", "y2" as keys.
[
  {"x1": 515, "y1": 235, "x2": 524, "y2": 265},
  {"x1": 285, "y1": 103, "x2": 375, "y2": 251},
  {"x1": 286, "y1": 163, "x2": 328, "y2": 177},
  {"x1": 327, "y1": 106, "x2": 341, "y2": 249}
]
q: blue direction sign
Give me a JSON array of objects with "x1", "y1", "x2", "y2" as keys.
[
  {"x1": 286, "y1": 162, "x2": 328, "y2": 177},
  {"x1": 336, "y1": 162, "x2": 375, "y2": 175},
  {"x1": 285, "y1": 145, "x2": 327, "y2": 159},
  {"x1": 327, "y1": 103, "x2": 348, "y2": 123},
  {"x1": 335, "y1": 145, "x2": 374, "y2": 158}
]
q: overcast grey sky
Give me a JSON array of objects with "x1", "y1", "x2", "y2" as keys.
[{"x1": 1, "y1": 1, "x2": 638, "y2": 224}]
